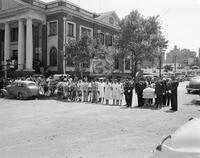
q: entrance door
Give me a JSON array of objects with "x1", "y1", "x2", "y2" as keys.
[{"x1": 11, "y1": 50, "x2": 18, "y2": 69}]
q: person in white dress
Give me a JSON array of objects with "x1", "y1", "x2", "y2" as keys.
[
  {"x1": 104, "y1": 80, "x2": 112, "y2": 105},
  {"x1": 112, "y1": 79, "x2": 118, "y2": 105},
  {"x1": 98, "y1": 80, "x2": 105, "y2": 104},
  {"x1": 117, "y1": 80, "x2": 124, "y2": 106}
]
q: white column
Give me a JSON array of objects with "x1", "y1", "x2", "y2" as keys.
[
  {"x1": 4, "y1": 22, "x2": 10, "y2": 65},
  {"x1": 38, "y1": 23, "x2": 42, "y2": 62},
  {"x1": 18, "y1": 19, "x2": 24, "y2": 70},
  {"x1": 25, "y1": 18, "x2": 33, "y2": 70},
  {"x1": 63, "y1": 17, "x2": 66, "y2": 74}
]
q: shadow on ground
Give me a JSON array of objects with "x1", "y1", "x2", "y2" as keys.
[{"x1": 184, "y1": 99, "x2": 200, "y2": 106}]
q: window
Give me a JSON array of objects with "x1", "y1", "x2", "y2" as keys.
[
  {"x1": 49, "y1": 21, "x2": 57, "y2": 36},
  {"x1": 1, "y1": 30, "x2": 4, "y2": 42},
  {"x1": 66, "y1": 54, "x2": 74, "y2": 66},
  {"x1": 11, "y1": 28, "x2": 18, "y2": 42},
  {"x1": 114, "y1": 57, "x2": 119, "y2": 69},
  {"x1": 49, "y1": 47, "x2": 57, "y2": 66},
  {"x1": 109, "y1": 17, "x2": 114, "y2": 25},
  {"x1": 80, "y1": 26, "x2": 93, "y2": 37},
  {"x1": 106, "y1": 35, "x2": 113, "y2": 46},
  {"x1": 67, "y1": 22, "x2": 75, "y2": 37},
  {"x1": 125, "y1": 58, "x2": 131, "y2": 70},
  {"x1": 100, "y1": 33, "x2": 105, "y2": 45},
  {"x1": 82, "y1": 60, "x2": 90, "y2": 68}
]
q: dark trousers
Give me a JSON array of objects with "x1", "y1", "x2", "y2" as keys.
[
  {"x1": 156, "y1": 95, "x2": 163, "y2": 108},
  {"x1": 163, "y1": 94, "x2": 166, "y2": 106},
  {"x1": 171, "y1": 93, "x2": 178, "y2": 111},
  {"x1": 137, "y1": 93, "x2": 143, "y2": 107},
  {"x1": 125, "y1": 97, "x2": 132, "y2": 107}
]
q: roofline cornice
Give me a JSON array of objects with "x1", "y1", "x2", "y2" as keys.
[{"x1": 46, "y1": 7, "x2": 120, "y2": 31}]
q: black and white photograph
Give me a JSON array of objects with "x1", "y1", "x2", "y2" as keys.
[{"x1": 0, "y1": 0, "x2": 200, "y2": 157}]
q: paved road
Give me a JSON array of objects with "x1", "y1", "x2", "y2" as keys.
[{"x1": 0, "y1": 81, "x2": 199, "y2": 158}]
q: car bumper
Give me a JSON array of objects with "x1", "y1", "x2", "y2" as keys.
[
  {"x1": 150, "y1": 144, "x2": 200, "y2": 158},
  {"x1": 186, "y1": 87, "x2": 200, "y2": 91}
]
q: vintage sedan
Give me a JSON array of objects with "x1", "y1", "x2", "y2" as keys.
[
  {"x1": 150, "y1": 118, "x2": 200, "y2": 158},
  {"x1": 0, "y1": 80, "x2": 39, "y2": 100},
  {"x1": 186, "y1": 76, "x2": 200, "y2": 93}
]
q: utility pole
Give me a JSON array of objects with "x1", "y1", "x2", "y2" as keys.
[
  {"x1": 174, "y1": 55, "x2": 177, "y2": 73},
  {"x1": 159, "y1": 55, "x2": 162, "y2": 78}
]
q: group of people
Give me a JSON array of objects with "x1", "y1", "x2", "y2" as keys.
[
  {"x1": 135, "y1": 77, "x2": 179, "y2": 111},
  {"x1": 44, "y1": 76, "x2": 126, "y2": 106},
  {"x1": 0, "y1": 74, "x2": 179, "y2": 111}
]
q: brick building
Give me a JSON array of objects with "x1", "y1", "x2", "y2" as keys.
[
  {"x1": 166, "y1": 46, "x2": 197, "y2": 67},
  {"x1": 0, "y1": 0, "x2": 122, "y2": 77}
]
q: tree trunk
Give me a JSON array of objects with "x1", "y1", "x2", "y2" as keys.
[
  {"x1": 80, "y1": 63, "x2": 83, "y2": 78},
  {"x1": 133, "y1": 61, "x2": 138, "y2": 84},
  {"x1": 159, "y1": 56, "x2": 162, "y2": 78}
]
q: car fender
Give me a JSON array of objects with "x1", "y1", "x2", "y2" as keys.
[{"x1": 0, "y1": 89, "x2": 9, "y2": 96}]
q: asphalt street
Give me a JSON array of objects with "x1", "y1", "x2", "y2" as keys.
[{"x1": 0, "y1": 81, "x2": 200, "y2": 158}]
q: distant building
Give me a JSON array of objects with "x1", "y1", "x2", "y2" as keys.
[{"x1": 166, "y1": 46, "x2": 197, "y2": 67}]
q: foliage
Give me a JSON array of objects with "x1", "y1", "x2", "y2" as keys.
[
  {"x1": 164, "y1": 64, "x2": 173, "y2": 72},
  {"x1": 65, "y1": 34, "x2": 116, "y2": 77},
  {"x1": 115, "y1": 10, "x2": 168, "y2": 79}
]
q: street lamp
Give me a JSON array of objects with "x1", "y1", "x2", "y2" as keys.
[
  {"x1": 4, "y1": 59, "x2": 11, "y2": 78},
  {"x1": 174, "y1": 55, "x2": 177, "y2": 73}
]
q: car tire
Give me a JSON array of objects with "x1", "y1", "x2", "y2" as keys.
[
  {"x1": 0, "y1": 91, "x2": 4, "y2": 98},
  {"x1": 31, "y1": 96, "x2": 36, "y2": 100},
  {"x1": 18, "y1": 92, "x2": 24, "y2": 100}
]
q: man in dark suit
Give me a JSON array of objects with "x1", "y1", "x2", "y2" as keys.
[
  {"x1": 155, "y1": 80, "x2": 164, "y2": 109},
  {"x1": 124, "y1": 80, "x2": 133, "y2": 108},
  {"x1": 162, "y1": 79, "x2": 167, "y2": 106},
  {"x1": 135, "y1": 81, "x2": 144, "y2": 107},
  {"x1": 166, "y1": 79, "x2": 171, "y2": 106},
  {"x1": 170, "y1": 77, "x2": 179, "y2": 111}
]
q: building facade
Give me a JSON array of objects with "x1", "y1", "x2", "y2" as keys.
[
  {"x1": 0, "y1": 0, "x2": 122, "y2": 76},
  {"x1": 166, "y1": 46, "x2": 197, "y2": 68}
]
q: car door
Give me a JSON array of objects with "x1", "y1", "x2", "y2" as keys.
[
  {"x1": 17, "y1": 83, "x2": 26, "y2": 96},
  {"x1": 6, "y1": 83, "x2": 17, "y2": 96}
]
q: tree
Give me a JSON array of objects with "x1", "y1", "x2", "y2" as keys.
[
  {"x1": 65, "y1": 34, "x2": 116, "y2": 77},
  {"x1": 164, "y1": 65, "x2": 173, "y2": 72},
  {"x1": 65, "y1": 34, "x2": 95, "y2": 78},
  {"x1": 115, "y1": 10, "x2": 168, "y2": 81}
]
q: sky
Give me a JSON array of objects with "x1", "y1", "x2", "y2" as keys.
[{"x1": 43, "y1": 0, "x2": 200, "y2": 55}]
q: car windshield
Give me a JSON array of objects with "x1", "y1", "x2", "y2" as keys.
[{"x1": 53, "y1": 76, "x2": 61, "y2": 80}]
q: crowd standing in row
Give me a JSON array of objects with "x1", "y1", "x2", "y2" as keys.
[
  {"x1": 0, "y1": 75, "x2": 179, "y2": 111},
  {"x1": 135, "y1": 77, "x2": 179, "y2": 111}
]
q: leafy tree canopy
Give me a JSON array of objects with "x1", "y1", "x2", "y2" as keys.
[{"x1": 115, "y1": 10, "x2": 168, "y2": 78}]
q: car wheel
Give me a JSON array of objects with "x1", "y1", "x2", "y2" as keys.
[
  {"x1": 31, "y1": 96, "x2": 36, "y2": 100},
  {"x1": 18, "y1": 92, "x2": 24, "y2": 100},
  {"x1": 187, "y1": 90, "x2": 191, "y2": 94},
  {"x1": 0, "y1": 91, "x2": 4, "y2": 98}
]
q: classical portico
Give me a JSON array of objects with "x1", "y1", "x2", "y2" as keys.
[{"x1": 0, "y1": 1, "x2": 46, "y2": 72}]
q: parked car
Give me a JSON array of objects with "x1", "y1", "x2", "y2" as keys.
[
  {"x1": 176, "y1": 75, "x2": 185, "y2": 82},
  {"x1": 186, "y1": 76, "x2": 200, "y2": 93},
  {"x1": 53, "y1": 74, "x2": 71, "y2": 81},
  {"x1": 150, "y1": 118, "x2": 200, "y2": 158},
  {"x1": 0, "y1": 80, "x2": 39, "y2": 100}
]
